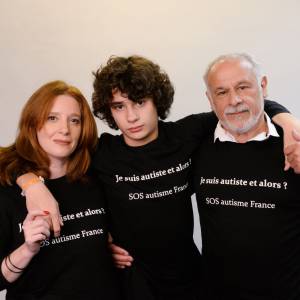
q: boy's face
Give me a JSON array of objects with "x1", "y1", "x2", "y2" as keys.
[{"x1": 110, "y1": 90, "x2": 159, "y2": 147}]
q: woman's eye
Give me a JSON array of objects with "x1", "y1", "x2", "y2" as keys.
[
  {"x1": 47, "y1": 115, "x2": 57, "y2": 121},
  {"x1": 70, "y1": 118, "x2": 81, "y2": 124}
]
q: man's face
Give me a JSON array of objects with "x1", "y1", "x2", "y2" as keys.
[
  {"x1": 110, "y1": 90, "x2": 159, "y2": 147},
  {"x1": 206, "y1": 59, "x2": 267, "y2": 135}
]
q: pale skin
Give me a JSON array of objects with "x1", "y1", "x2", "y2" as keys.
[
  {"x1": 17, "y1": 79, "x2": 300, "y2": 268},
  {"x1": 110, "y1": 90, "x2": 159, "y2": 147},
  {"x1": 2, "y1": 95, "x2": 82, "y2": 282},
  {"x1": 1, "y1": 211, "x2": 50, "y2": 282},
  {"x1": 205, "y1": 58, "x2": 300, "y2": 169}
]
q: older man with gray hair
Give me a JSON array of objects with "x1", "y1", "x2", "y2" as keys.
[{"x1": 193, "y1": 53, "x2": 300, "y2": 299}]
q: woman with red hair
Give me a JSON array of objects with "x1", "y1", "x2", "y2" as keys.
[{"x1": 0, "y1": 81, "x2": 121, "y2": 299}]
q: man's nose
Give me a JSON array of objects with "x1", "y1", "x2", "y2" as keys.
[{"x1": 229, "y1": 92, "x2": 242, "y2": 106}]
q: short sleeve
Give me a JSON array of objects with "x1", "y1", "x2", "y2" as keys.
[
  {"x1": 0, "y1": 187, "x2": 15, "y2": 290},
  {"x1": 264, "y1": 99, "x2": 290, "y2": 118}
]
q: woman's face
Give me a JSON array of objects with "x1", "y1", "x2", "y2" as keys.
[{"x1": 37, "y1": 95, "x2": 81, "y2": 166}]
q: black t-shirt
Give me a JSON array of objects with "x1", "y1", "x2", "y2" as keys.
[
  {"x1": 91, "y1": 101, "x2": 287, "y2": 299},
  {"x1": 193, "y1": 126, "x2": 300, "y2": 300},
  {"x1": 92, "y1": 113, "x2": 216, "y2": 299},
  {"x1": 0, "y1": 177, "x2": 121, "y2": 300}
]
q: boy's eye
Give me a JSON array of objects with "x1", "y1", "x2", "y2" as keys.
[
  {"x1": 112, "y1": 104, "x2": 124, "y2": 111},
  {"x1": 136, "y1": 99, "x2": 145, "y2": 107}
]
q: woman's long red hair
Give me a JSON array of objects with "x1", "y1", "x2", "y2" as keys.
[{"x1": 0, "y1": 80, "x2": 98, "y2": 185}]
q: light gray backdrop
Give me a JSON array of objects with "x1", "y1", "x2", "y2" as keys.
[{"x1": 1, "y1": 0, "x2": 300, "y2": 298}]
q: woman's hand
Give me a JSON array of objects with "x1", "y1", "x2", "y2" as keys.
[{"x1": 22, "y1": 210, "x2": 51, "y2": 255}]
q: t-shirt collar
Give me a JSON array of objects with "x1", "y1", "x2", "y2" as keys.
[{"x1": 214, "y1": 112, "x2": 280, "y2": 143}]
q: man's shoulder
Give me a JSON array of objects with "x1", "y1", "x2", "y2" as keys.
[{"x1": 160, "y1": 112, "x2": 216, "y2": 141}]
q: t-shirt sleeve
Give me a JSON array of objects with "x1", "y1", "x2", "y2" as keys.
[
  {"x1": 91, "y1": 134, "x2": 109, "y2": 173},
  {"x1": 0, "y1": 188, "x2": 14, "y2": 291},
  {"x1": 264, "y1": 99, "x2": 290, "y2": 118},
  {"x1": 174, "y1": 111, "x2": 218, "y2": 142}
]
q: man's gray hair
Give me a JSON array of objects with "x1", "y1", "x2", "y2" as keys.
[{"x1": 203, "y1": 53, "x2": 262, "y2": 88}]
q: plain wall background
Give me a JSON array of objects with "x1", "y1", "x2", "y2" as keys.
[{"x1": 1, "y1": 0, "x2": 300, "y2": 297}]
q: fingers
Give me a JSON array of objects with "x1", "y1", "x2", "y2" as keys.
[
  {"x1": 284, "y1": 156, "x2": 290, "y2": 171},
  {"x1": 23, "y1": 210, "x2": 50, "y2": 223},
  {"x1": 284, "y1": 143, "x2": 297, "y2": 156},
  {"x1": 51, "y1": 213, "x2": 63, "y2": 238},
  {"x1": 284, "y1": 143, "x2": 300, "y2": 174},
  {"x1": 22, "y1": 211, "x2": 51, "y2": 254},
  {"x1": 23, "y1": 214, "x2": 50, "y2": 237},
  {"x1": 109, "y1": 243, "x2": 134, "y2": 268},
  {"x1": 24, "y1": 224, "x2": 50, "y2": 242},
  {"x1": 108, "y1": 233, "x2": 113, "y2": 243},
  {"x1": 24, "y1": 183, "x2": 63, "y2": 236},
  {"x1": 109, "y1": 243, "x2": 129, "y2": 255},
  {"x1": 112, "y1": 253, "x2": 134, "y2": 268},
  {"x1": 292, "y1": 129, "x2": 300, "y2": 141},
  {"x1": 287, "y1": 156, "x2": 300, "y2": 173}
]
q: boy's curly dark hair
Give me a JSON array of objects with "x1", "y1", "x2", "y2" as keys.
[{"x1": 92, "y1": 55, "x2": 174, "y2": 129}]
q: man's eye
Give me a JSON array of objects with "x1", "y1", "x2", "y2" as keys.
[
  {"x1": 216, "y1": 91, "x2": 226, "y2": 96},
  {"x1": 239, "y1": 85, "x2": 248, "y2": 90}
]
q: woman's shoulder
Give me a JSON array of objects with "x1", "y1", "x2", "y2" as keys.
[{"x1": 0, "y1": 183, "x2": 21, "y2": 213}]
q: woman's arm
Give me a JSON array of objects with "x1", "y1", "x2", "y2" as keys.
[
  {"x1": 1, "y1": 211, "x2": 50, "y2": 285},
  {"x1": 17, "y1": 173, "x2": 62, "y2": 237}
]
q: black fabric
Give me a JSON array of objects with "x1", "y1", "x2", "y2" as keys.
[
  {"x1": 90, "y1": 98, "x2": 287, "y2": 300},
  {"x1": 193, "y1": 125, "x2": 300, "y2": 300},
  {"x1": 92, "y1": 113, "x2": 217, "y2": 300},
  {"x1": 264, "y1": 99, "x2": 289, "y2": 117},
  {"x1": 0, "y1": 177, "x2": 121, "y2": 300}
]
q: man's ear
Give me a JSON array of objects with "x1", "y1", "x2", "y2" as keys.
[
  {"x1": 206, "y1": 90, "x2": 214, "y2": 111},
  {"x1": 261, "y1": 76, "x2": 268, "y2": 98}
]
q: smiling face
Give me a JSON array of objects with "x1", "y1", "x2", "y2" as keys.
[
  {"x1": 37, "y1": 94, "x2": 81, "y2": 168},
  {"x1": 206, "y1": 58, "x2": 267, "y2": 137},
  {"x1": 110, "y1": 90, "x2": 159, "y2": 147}
]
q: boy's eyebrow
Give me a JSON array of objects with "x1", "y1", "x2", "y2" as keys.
[{"x1": 110, "y1": 101, "x2": 123, "y2": 106}]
